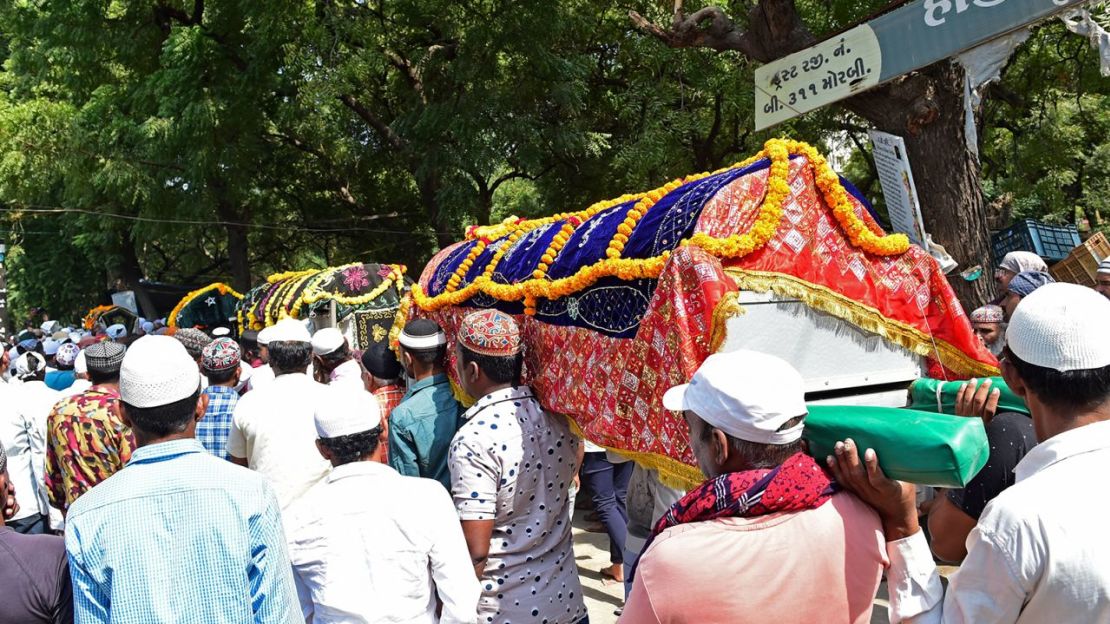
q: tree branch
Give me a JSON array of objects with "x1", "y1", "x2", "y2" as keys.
[{"x1": 337, "y1": 94, "x2": 408, "y2": 151}]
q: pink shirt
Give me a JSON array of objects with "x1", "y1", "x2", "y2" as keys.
[{"x1": 621, "y1": 492, "x2": 888, "y2": 624}]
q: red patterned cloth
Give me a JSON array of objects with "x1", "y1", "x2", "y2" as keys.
[{"x1": 416, "y1": 156, "x2": 998, "y2": 484}]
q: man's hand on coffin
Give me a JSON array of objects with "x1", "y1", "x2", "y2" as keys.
[
  {"x1": 955, "y1": 378, "x2": 1001, "y2": 425},
  {"x1": 827, "y1": 438, "x2": 919, "y2": 542}
]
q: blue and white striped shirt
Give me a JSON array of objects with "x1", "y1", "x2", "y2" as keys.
[{"x1": 65, "y1": 438, "x2": 299, "y2": 624}]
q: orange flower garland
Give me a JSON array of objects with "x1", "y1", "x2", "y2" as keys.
[{"x1": 412, "y1": 139, "x2": 911, "y2": 314}]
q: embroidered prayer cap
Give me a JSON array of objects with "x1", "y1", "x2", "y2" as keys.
[
  {"x1": 970, "y1": 304, "x2": 1004, "y2": 324},
  {"x1": 84, "y1": 341, "x2": 126, "y2": 375},
  {"x1": 119, "y1": 335, "x2": 202, "y2": 408},
  {"x1": 105, "y1": 323, "x2": 128, "y2": 340},
  {"x1": 174, "y1": 328, "x2": 212, "y2": 359},
  {"x1": 74, "y1": 350, "x2": 88, "y2": 375},
  {"x1": 201, "y1": 338, "x2": 241, "y2": 373},
  {"x1": 1100, "y1": 258, "x2": 1110, "y2": 276},
  {"x1": 314, "y1": 385, "x2": 382, "y2": 439},
  {"x1": 999, "y1": 251, "x2": 1047, "y2": 275},
  {"x1": 399, "y1": 319, "x2": 447, "y2": 351},
  {"x1": 361, "y1": 342, "x2": 402, "y2": 380},
  {"x1": 663, "y1": 349, "x2": 807, "y2": 445},
  {"x1": 1007, "y1": 271, "x2": 1055, "y2": 298},
  {"x1": 56, "y1": 342, "x2": 81, "y2": 368},
  {"x1": 14, "y1": 352, "x2": 46, "y2": 379},
  {"x1": 457, "y1": 310, "x2": 522, "y2": 357},
  {"x1": 267, "y1": 318, "x2": 311, "y2": 343},
  {"x1": 1007, "y1": 283, "x2": 1110, "y2": 372},
  {"x1": 311, "y1": 328, "x2": 345, "y2": 356},
  {"x1": 42, "y1": 338, "x2": 60, "y2": 356}
]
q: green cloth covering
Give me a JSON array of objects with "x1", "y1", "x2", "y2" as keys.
[
  {"x1": 909, "y1": 377, "x2": 1029, "y2": 417},
  {"x1": 388, "y1": 373, "x2": 463, "y2": 490},
  {"x1": 805, "y1": 405, "x2": 989, "y2": 488}
]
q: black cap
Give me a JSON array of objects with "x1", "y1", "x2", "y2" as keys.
[{"x1": 361, "y1": 342, "x2": 402, "y2": 380}]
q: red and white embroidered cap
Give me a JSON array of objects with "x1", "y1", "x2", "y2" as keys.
[
  {"x1": 314, "y1": 385, "x2": 382, "y2": 439},
  {"x1": 663, "y1": 349, "x2": 807, "y2": 445}
]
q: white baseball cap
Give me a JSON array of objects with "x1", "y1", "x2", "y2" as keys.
[
  {"x1": 662, "y1": 349, "x2": 808, "y2": 445},
  {"x1": 311, "y1": 328, "x2": 345, "y2": 356},
  {"x1": 1007, "y1": 282, "x2": 1110, "y2": 372},
  {"x1": 266, "y1": 318, "x2": 311, "y2": 343},
  {"x1": 119, "y1": 336, "x2": 202, "y2": 408},
  {"x1": 314, "y1": 386, "x2": 382, "y2": 438}
]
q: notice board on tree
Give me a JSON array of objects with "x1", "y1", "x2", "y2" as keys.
[
  {"x1": 755, "y1": 0, "x2": 1087, "y2": 129},
  {"x1": 870, "y1": 131, "x2": 927, "y2": 248}
]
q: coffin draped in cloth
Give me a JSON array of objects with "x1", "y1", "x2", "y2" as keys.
[{"x1": 409, "y1": 139, "x2": 998, "y2": 487}]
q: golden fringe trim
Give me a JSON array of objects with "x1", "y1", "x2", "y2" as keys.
[
  {"x1": 451, "y1": 378, "x2": 477, "y2": 409},
  {"x1": 724, "y1": 268, "x2": 1000, "y2": 378},
  {"x1": 710, "y1": 291, "x2": 745, "y2": 353},
  {"x1": 566, "y1": 418, "x2": 703, "y2": 491}
]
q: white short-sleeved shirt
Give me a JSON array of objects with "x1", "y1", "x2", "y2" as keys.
[
  {"x1": 449, "y1": 386, "x2": 586, "y2": 624},
  {"x1": 285, "y1": 461, "x2": 480, "y2": 623},
  {"x1": 228, "y1": 372, "x2": 331, "y2": 509}
]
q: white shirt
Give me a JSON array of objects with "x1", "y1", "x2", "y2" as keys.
[
  {"x1": 888, "y1": 419, "x2": 1110, "y2": 623},
  {"x1": 285, "y1": 461, "x2": 480, "y2": 624},
  {"x1": 327, "y1": 359, "x2": 364, "y2": 390},
  {"x1": 62, "y1": 378, "x2": 92, "y2": 397},
  {"x1": 1, "y1": 380, "x2": 61, "y2": 521},
  {"x1": 448, "y1": 386, "x2": 587, "y2": 624},
  {"x1": 227, "y1": 373, "x2": 331, "y2": 509},
  {"x1": 247, "y1": 363, "x2": 275, "y2": 391}
]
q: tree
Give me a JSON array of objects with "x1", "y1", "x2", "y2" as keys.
[{"x1": 628, "y1": 0, "x2": 1014, "y2": 305}]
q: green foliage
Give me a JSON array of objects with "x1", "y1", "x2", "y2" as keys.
[{"x1": 0, "y1": 0, "x2": 1106, "y2": 322}]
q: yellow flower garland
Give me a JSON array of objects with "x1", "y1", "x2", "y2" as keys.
[
  {"x1": 82, "y1": 304, "x2": 116, "y2": 330},
  {"x1": 413, "y1": 139, "x2": 911, "y2": 314},
  {"x1": 167, "y1": 283, "x2": 244, "y2": 328}
]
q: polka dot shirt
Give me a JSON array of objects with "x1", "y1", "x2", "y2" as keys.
[{"x1": 449, "y1": 386, "x2": 587, "y2": 624}]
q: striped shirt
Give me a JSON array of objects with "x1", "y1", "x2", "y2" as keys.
[
  {"x1": 197, "y1": 385, "x2": 239, "y2": 460},
  {"x1": 65, "y1": 439, "x2": 299, "y2": 623}
]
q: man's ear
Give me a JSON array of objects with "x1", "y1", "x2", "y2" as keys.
[
  {"x1": 315, "y1": 439, "x2": 331, "y2": 461},
  {"x1": 712, "y1": 428, "x2": 730, "y2": 466},
  {"x1": 195, "y1": 392, "x2": 210, "y2": 422},
  {"x1": 118, "y1": 402, "x2": 133, "y2": 429},
  {"x1": 1001, "y1": 358, "x2": 1027, "y2": 399}
]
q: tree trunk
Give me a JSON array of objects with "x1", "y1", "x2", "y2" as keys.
[
  {"x1": 119, "y1": 240, "x2": 159, "y2": 319},
  {"x1": 224, "y1": 220, "x2": 252, "y2": 293},
  {"x1": 418, "y1": 169, "x2": 455, "y2": 250},
  {"x1": 211, "y1": 178, "x2": 253, "y2": 292},
  {"x1": 849, "y1": 64, "x2": 995, "y2": 308}
]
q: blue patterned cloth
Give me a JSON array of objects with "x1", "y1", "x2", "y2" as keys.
[
  {"x1": 430, "y1": 156, "x2": 883, "y2": 339},
  {"x1": 198, "y1": 385, "x2": 239, "y2": 460},
  {"x1": 65, "y1": 439, "x2": 299, "y2": 624}
]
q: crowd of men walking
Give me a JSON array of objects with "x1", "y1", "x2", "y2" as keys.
[{"x1": 0, "y1": 250, "x2": 1108, "y2": 623}]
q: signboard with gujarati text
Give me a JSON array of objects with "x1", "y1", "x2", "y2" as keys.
[{"x1": 755, "y1": 0, "x2": 1087, "y2": 129}]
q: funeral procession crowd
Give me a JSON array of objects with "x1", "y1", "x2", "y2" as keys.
[{"x1": 0, "y1": 249, "x2": 1109, "y2": 624}]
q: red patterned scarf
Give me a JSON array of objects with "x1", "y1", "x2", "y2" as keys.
[{"x1": 631, "y1": 452, "x2": 837, "y2": 580}]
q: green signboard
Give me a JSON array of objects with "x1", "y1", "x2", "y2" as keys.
[{"x1": 755, "y1": 0, "x2": 1088, "y2": 129}]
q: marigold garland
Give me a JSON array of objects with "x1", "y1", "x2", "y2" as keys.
[
  {"x1": 82, "y1": 304, "x2": 116, "y2": 330},
  {"x1": 413, "y1": 139, "x2": 911, "y2": 314},
  {"x1": 167, "y1": 282, "x2": 244, "y2": 328}
]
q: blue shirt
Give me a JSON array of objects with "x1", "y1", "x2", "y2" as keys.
[
  {"x1": 44, "y1": 370, "x2": 76, "y2": 391},
  {"x1": 65, "y1": 439, "x2": 299, "y2": 624},
  {"x1": 198, "y1": 386, "x2": 239, "y2": 460},
  {"x1": 388, "y1": 374, "x2": 462, "y2": 490}
]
